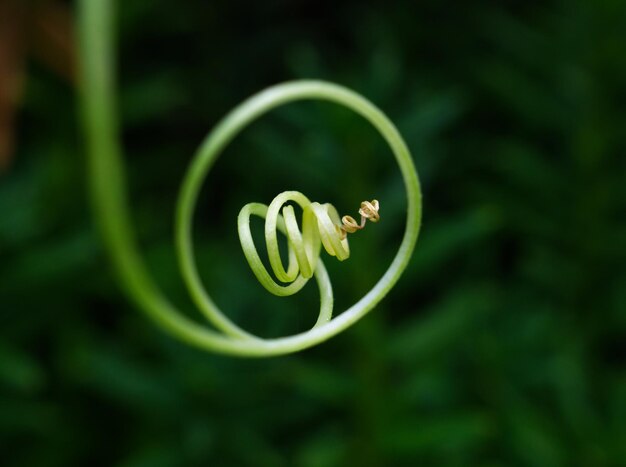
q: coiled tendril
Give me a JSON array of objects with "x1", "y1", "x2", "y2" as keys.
[
  {"x1": 78, "y1": 0, "x2": 422, "y2": 357},
  {"x1": 240, "y1": 193, "x2": 382, "y2": 290},
  {"x1": 237, "y1": 192, "x2": 379, "y2": 326}
]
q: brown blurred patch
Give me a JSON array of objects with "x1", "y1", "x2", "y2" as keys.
[
  {"x1": 0, "y1": 0, "x2": 26, "y2": 171},
  {"x1": 0, "y1": 0, "x2": 74, "y2": 173},
  {"x1": 30, "y1": 1, "x2": 75, "y2": 84}
]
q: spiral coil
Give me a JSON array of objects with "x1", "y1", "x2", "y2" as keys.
[{"x1": 238, "y1": 191, "x2": 379, "y2": 300}]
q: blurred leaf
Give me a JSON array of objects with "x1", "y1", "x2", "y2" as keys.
[{"x1": 0, "y1": 344, "x2": 45, "y2": 393}]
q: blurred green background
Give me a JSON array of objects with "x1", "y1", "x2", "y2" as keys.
[{"x1": 2, "y1": 0, "x2": 626, "y2": 465}]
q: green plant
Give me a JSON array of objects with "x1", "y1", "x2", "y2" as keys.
[{"x1": 77, "y1": 0, "x2": 421, "y2": 357}]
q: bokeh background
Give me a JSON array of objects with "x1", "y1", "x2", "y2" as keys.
[{"x1": 2, "y1": 0, "x2": 626, "y2": 465}]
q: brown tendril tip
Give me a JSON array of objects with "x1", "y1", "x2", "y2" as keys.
[{"x1": 340, "y1": 199, "x2": 380, "y2": 239}]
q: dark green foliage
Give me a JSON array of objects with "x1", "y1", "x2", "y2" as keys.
[{"x1": 2, "y1": 0, "x2": 625, "y2": 465}]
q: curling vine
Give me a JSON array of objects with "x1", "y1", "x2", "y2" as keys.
[{"x1": 78, "y1": 0, "x2": 422, "y2": 357}]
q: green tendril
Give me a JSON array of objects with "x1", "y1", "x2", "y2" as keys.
[{"x1": 77, "y1": 0, "x2": 422, "y2": 357}]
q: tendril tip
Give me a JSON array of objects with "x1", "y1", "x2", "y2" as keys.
[{"x1": 340, "y1": 199, "x2": 380, "y2": 238}]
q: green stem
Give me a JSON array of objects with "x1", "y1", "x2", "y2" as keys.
[{"x1": 77, "y1": 0, "x2": 422, "y2": 357}]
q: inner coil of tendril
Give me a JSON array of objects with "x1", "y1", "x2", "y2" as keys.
[
  {"x1": 236, "y1": 191, "x2": 349, "y2": 328},
  {"x1": 236, "y1": 189, "x2": 380, "y2": 330},
  {"x1": 238, "y1": 191, "x2": 345, "y2": 293}
]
